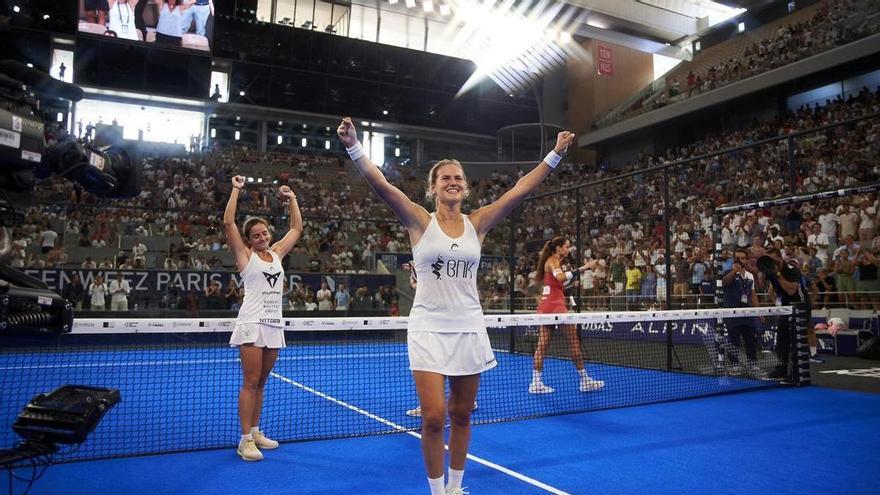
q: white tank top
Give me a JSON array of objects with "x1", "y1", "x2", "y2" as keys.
[
  {"x1": 236, "y1": 250, "x2": 284, "y2": 327},
  {"x1": 408, "y1": 213, "x2": 486, "y2": 333}
]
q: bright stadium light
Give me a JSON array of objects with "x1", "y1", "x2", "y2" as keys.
[
  {"x1": 450, "y1": 0, "x2": 587, "y2": 97},
  {"x1": 439, "y1": 3, "x2": 450, "y2": 16},
  {"x1": 324, "y1": 140, "x2": 331, "y2": 149},
  {"x1": 277, "y1": 135, "x2": 283, "y2": 144},
  {"x1": 234, "y1": 131, "x2": 240, "y2": 140},
  {"x1": 389, "y1": 0, "x2": 398, "y2": 4},
  {"x1": 423, "y1": 0, "x2": 433, "y2": 12},
  {"x1": 301, "y1": 138, "x2": 307, "y2": 147},
  {"x1": 405, "y1": 0, "x2": 415, "y2": 7}
]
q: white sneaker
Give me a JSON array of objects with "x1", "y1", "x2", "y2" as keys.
[
  {"x1": 528, "y1": 381, "x2": 554, "y2": 394},
  {"x1": 406, "y1": 406, "x2": 422, "y2": 417},
  {"x1": 579, "y1": 377, "x2": 605, "y2": 392},
  {"x1": 253, "y1": 431, "x2": 279, "y2": 450},
  {"x1": 237, "y1": 438, "x2": 263, "y2": 461},
  {"x1": 446, "y1": 487, "x2": 469, "y2": 495}
]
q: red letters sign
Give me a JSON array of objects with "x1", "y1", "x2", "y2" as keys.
[{"x1": 597, "y1": 44, "x2": 614, "y2": 76}]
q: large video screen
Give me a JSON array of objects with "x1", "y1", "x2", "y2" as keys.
[{"x1": 77, "y1": 0, "x2": 214, "y2": 53}]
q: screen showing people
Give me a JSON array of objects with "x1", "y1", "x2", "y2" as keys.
[{"x1": 78, "y1": 0, "x2": 214, "y2": 52}]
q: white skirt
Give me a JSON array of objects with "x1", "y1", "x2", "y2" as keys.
[
  {"x1": 229, "y1": 323, "x2": 286, "y2": 349},
  {"x1": 408, "y1": 331, "x2": 497, "y2": 376}
]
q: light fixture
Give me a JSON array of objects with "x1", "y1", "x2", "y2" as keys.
[
  {"x1": 234, "y1": 131, "x2": 241, "y2": 140},
  {"x1": 302, "y1": 123, "x2": 307, "y2": 128},
  {"x1": 382, "y1": 110, "x2": 389, "y2": 115},
  {"x1": 301, "y1": 138, "x2": 307, "y2": 147},
  {"x1": 395, "y1": 147, "x2": 401, "y2": 157},
  {"x1": 26, "y1": 63, "x2": 33, "y2": 68},
  {"x1": 236, "y1": 116, "x2": 240, "y2": 121},
  {"x1": 422, "y1": 0, "x2": 433, "y2": 12},
  {"x1": 737, "y1": 21, "x2": 745, "y2": 32},
  {"x1": 43, "y1": 14, "x2": 50, "y2": 20},
  {"x1": 361, "y1": 121, "x2": 370, "y2": 126},
  {"x1": 278, "y1": 120, "x2": 283, "y2": 125},
  {"x1": 210, "y1": 128, "x2": 216, "y2": 138},
  {"x1": 324, "y1": 140, "x2": 331, "y2": 150},
  {"x1": 56, "y1": 112, "x2": 64, "y2": 122},
  {"x1": 439, "y1": 4, "x2": 450, "y2": 16},
  {"x1": 247, "y1": 177, "x2": 254, "y2": 182},
  {"x1": 277, "y1": 135, "x2": 283, "y2": 144},
  {"x1": 405, "y1": 0, "x2": 415, "y2": 7},
  {"x1": 389, "y1": 0, "x2": 398, "y2": 4},
  {"x1": 239, "y1": 90, "x2": 245, "y2": 96},
  {"x1": 257, "y1": 178, "x2": 263, "y2": 183},
  {"x1": 12, "y1": 6, "x2": 20, "y2": 13}
]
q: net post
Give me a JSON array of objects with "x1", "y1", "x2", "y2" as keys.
[
  {"x1": 712, "y1": 209, "x2": 726, "y2": 373},
  {"x1": 508, "y1": 206, "x2": 517, "y2": 354},
  {"x1": 663, "y1": 166, "x2": 673, "y2": 369},
  {"x1": 792, "y1": 302, "x2": 812, "y2": 386}
]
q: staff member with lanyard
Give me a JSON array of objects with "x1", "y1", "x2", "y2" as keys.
[{"x1": 721, "y1": 248, "x2": 762, "y2": 375}]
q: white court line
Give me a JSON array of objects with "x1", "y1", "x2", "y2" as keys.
[
  {"x1": 270, "y1": 371, "x2": 571, "y2": 495},
  {"x1": 0, "y1": 352, "x2": 409, "y2": 371}
]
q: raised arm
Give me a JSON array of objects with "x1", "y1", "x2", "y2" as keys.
[
  {"x1": 270, "y1": 185, "x2": 303, "y2": 258},
  {"x1": 469, "y1": 131, "x2": 575, "y2": 239},
  {"x1": 337, "y1": 117, "x2": 429, "y2": 236},
  {"x1": 223, "y1": 175, "x2": 250, "y2": 272}
]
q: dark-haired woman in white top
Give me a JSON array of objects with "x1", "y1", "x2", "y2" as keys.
[{"x1": 224, "y1": 175, "x2": 302, "y2": 461}]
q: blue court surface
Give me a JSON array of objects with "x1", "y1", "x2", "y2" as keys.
[{"x1": 16, "y1": 386, "x2": 880, "y2": 495}]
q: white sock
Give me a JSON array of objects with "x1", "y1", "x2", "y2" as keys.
[
  {"x1": 428, "y1": 475, "x2": 445, "y2": 495},
  {"x1": 448, "y1": 468, "x2": 464, "y2": 490},
  {"x1": 532, "y1": 370, "x2": 542, "y2": 383},
  {"x1": 240, "y1": 433, "x2": 253, "y2": 443},
  {"x1": 577, "y1": 368, "x2": 588, "y2": 380},
  {"x1": 250, "y1": 426, "x2": 261, "y2": 436},
  {"x1": 810, "y1": 346, "x2": 817, "y2": 356}
]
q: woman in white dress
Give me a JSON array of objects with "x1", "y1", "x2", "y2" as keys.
[
  {"x1": 337, "y1": 117, "x2": 574, "y2": 495},
  {"x1": 223, "y1": 175, "x2": 302, "y2": 461}
]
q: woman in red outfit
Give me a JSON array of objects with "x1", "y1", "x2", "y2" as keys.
[{"x1": 529, "y1": 236, "x2": 605, "y2": 394}]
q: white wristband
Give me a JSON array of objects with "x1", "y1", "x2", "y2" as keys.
[
  {"x1": 544, "y1": 150, "x2": 562, "y2": 169},
  {"x1": 346, "y1": 141, "x2": 365, "y2": 161},
  {"x1": 565, "y1": 271, "x2": 573, "y2": 281}
]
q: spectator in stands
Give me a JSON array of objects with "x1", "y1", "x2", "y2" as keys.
[
  {"x1": 108, "y1": 273, "x2": 132, "y2": 311},
  {"x1": 132, "y1": 238, "x2": 148, "y2": 266},
  {"x1": 204, "y1": 280, "x2": 225, "y2": 309},
  {"x1": 98, "y1": 257, "x2": 114, "y2": 269},
  {"x1": 88, "y1": 275, "x2": 109, "y2": 311},
  {"x1": 303, "y1": 292, "x2": 317, "y2": 311},
  {"x1": 814, "y1": 268, "x2": 837, "y2": 308},
  {"x1": 82, "y1": 257, "x2": 98, "y2": 269},
  {"x1": 106, "y1": 0, "x2": 139, "y2": 40},
  {"x1": 154, "y1": 0, "x2": 191, "y2": 47},
  {"x1": 352, "y1": 286, "x2": 372, "y2": 311},
  {"x1": 672, "y1": 253, "x2": 690, "y2": 307},
  {"x1": 224, "y1": 279, "x2": 240, "y2": 309},
  {"x1": 84, "y1": 0, "x2": 109, "y2": 26},
  {"x1": 316, "y1": 282, "x2": 333, "y2": 310},
  {"x1": 46, "y1": 247, "x2": 68, "y2": 267},
  {"x1": 164, "y1": 255, "x2": 178, "y2": 270},
  {"x1": 63, "y1": 274, "x2": 86, "y2": 311},
  {"x1": 181, "y1": 0, "x2": 213, "y2": 37},
  {"x1": 39, "y1": 222, "x2": 58, "y2": 254},
  {"x1": 832, "y1": 249, "x2": 856, "y2": 308},
  {"x1": 856, "y1": 248, "x2": 880, "y2": 310},
  {"x1": 624, "y1": 258, "x2": 641, "y2": 310},
  {"x1": 334, "y1": 283, "x2": 350, "y2": 311}
]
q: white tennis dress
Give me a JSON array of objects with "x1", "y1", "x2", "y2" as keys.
[
  {"x1": 229, "y1": 250, "x2": 286, "y2": 349},
  {"x1": 408, "y1": 213, "x2": 496, "y2": 375}
]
